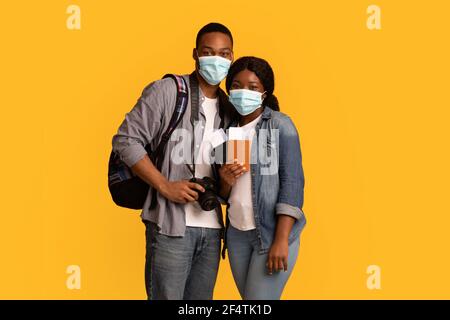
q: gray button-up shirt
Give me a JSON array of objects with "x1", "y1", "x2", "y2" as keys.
[{"x1": 112, "y1": 73, "x2": 232, "y2": 236}]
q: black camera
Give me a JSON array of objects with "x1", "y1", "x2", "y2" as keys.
[{"x1": 189, "y1": 177, "x2": 220, "y2": 211}]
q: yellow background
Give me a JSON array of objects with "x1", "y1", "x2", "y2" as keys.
[{"x1": 1, "y1": 0, "x2": 449, "y2": 299}]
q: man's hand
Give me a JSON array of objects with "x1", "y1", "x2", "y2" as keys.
[
  {"x1": 266, "y1": 239, "x2": 289, "y2": 275},
  {"x1": 158, "y1": 180, "x2": 205, "y2": 204},
  {"x1": 129, "y1": 155, "x2": 205, "y2": 204}
]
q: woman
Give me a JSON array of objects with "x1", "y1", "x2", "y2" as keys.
[{"x1": 218, "y1": 56, "x2": 306, "y2": 300}]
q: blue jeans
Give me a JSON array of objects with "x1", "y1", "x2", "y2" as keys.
[
  {"x1": 145, "y1": 222, "x2": 221, "y2": 300},
  {"x1": 227, "y1": 224, "x2": 300, "y2": 300}
]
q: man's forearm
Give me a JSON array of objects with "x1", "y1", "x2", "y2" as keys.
[{"x1": 131, "y1": 154, "x2": 168, "y2": 193}]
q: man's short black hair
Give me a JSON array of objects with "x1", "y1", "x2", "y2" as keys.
[{"x1": 196, "y1": 23, "x2": 233, "y2": 48}]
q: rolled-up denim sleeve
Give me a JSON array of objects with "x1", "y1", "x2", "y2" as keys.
[
  {"x1": 112, "y1": 80, "x2": 167, "y2": 168},
  {"x1": 276, "y1": 116, "x2": 305, "y2": 220}
]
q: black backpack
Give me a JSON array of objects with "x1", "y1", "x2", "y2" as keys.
[{"x1": 108, "y1": 74, "x2": 189, "y2": 209}]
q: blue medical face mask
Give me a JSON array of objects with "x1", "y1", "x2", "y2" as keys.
[
  {"x1": 197, "y1": 55, "x2": 231, "y2": 85},
  {"x1": 229, "y1": 89, "x2": 265, "y2": 116}
]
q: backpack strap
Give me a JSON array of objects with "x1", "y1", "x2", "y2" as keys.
[
  {"x1": 149, "y1": 74, "x2": 189, "y2": 210},
  {"x1": 151, "y1": 74, "x2": 189, "y2": 166}
]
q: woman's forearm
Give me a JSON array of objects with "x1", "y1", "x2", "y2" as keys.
[
  {"x1": 273, "y1": 215, "x2": 296, "y2": 243},
  {"x1": 219, "y1": 180, "x2": 232, "y2": 200}
]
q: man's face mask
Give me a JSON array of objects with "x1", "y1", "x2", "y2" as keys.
[
  {"x1": 229, "y1": 89, "x2": 265, "y2": 116},
  {"x1": 197, "y1": 54, "x2": 231, "y2": 85}
]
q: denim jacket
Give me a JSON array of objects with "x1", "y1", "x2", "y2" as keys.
[{"x1": 225, "y1": 106, "x2": 307, "y2": 254}]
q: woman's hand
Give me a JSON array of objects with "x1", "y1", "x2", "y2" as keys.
[
  {"x1": 266, "y1": 239, "x2": 289, "y2": 274},
  {"x1": 266, "y1": 215, "x2": 296, "y2": 274},
  {"x1": 219, "y1": 162, "x2": 247, "y2": 187},
  {"x1": 218, "y1": 161, "x2": 247, "y2": 200}
]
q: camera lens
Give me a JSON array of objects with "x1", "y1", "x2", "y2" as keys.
[
  {"x1": 199, "y1": 191, "x2": 220, "y2": 211},
  {"x1": 190, "y1": 177, "x2": 220, "y2": 211}
]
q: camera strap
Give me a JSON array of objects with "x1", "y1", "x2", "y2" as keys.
[
  {"x1": 187, "y1": 72, "x2": 226, "y2": 178},
  {"x1": 148, "y1": 74, "x2": 189, "y2": 210},
  {"x1": 187, "y1": 72, "x2": 200, "y2": 177},
  {"x1": 188, "y1": 72, "x2": 226, "y2": 230}
]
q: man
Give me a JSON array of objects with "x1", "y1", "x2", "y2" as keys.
[{"x1": 112, "y1": 23, "x2": 235, "y2": 300}]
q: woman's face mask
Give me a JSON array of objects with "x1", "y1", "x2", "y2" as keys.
[
  {"x1": 229, "y1": 89, "x2": 265, "y2": 116},
  {"x1": 197, "y1": 55, "x2": 231, "y2": 85}
]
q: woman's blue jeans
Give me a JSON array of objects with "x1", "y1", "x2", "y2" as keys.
[{"x1": 227, "y1": 224, "x2": 300, "y2": 300}]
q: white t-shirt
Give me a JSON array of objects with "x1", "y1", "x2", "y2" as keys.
[
  {"x1": 228, "y1": 114, "x2": 262, "y2": 231},
  {"x1": 185, "y1": 96, "x2": 222, "y2": 229}
]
